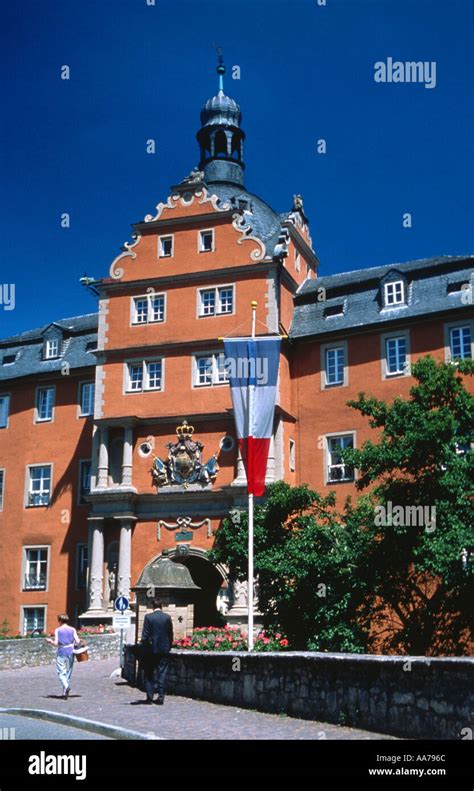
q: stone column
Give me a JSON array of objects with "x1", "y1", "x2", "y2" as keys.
[
  {"x1": 231, "y1": 448, "x2": 247, "y2": 487},
  {"x1": 88, "y1": 518, "x2": 105, "y2": 611},
  {"x1": 116, "y1": 517, "x2": 134, "y2": 604},
  {"x1": 265, "y1": 433, "x2": 276, "y2": 485},
  {"x1": 274, "y1": 417, "x2": 284, "y2": 481},
  {"x1": 121, "y1": 426, "x2": 133, "y2": 487},
  {"x1": 97, "y1": 427, "x2": 109, "y2": 488},
  {"x1": 90, "y1": 423, "x2": 100, "y2": 490}
]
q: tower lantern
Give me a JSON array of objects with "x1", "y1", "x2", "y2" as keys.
[{"x1": 196, "y1": 50, "x2": 246, "y2": 186}]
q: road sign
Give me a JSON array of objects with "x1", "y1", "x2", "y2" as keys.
[
  {"x1": 113, "y1": 614, "x2": 131, "y2": 631},
  {"x1": 114, "y1": 596, "x2": 129, "y2": 612}
]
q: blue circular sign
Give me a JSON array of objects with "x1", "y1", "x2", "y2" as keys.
[{"x1": 115, "y1": 596, "x2": 129, "y2": 612}]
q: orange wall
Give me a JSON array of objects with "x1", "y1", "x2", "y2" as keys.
[
  {"x1": 0, "y1": 371, "x2": 94, "y2": 634},
  {"x1": 294, "y1": 317, "x2": 472, "y2": 503}
]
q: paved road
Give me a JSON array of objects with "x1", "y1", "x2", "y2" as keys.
[
  {"x1": 0, "y1": 713, "x2": 110, "y2": 740},
  {"x1": 0, "y1": 658, "x2": 396, "y2": 740}
]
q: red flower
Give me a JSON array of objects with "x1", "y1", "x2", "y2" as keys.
[{"x1": 280, "y1": 639, "x2": 289, "y2": 647}]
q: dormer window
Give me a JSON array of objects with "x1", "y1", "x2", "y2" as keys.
[
  {"x1": 45, "y1": 338, "x2": 59, "y2": 359},
  {"x1": 446, "y1": 281, "x2": 465, "y2": 295},
  {"x1": 384, "y1": 280, "x2": 405, "y2": 307},
  {"x1": 324, "y1": 304, "x2": 344, "y2": 318}
]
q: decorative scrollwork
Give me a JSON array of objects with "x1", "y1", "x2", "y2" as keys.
[
  {"x1": 144, "y1": 194, "x2": 180, "y2": 223},
  {"x1": 196, "y1": 188, "x2": 231, "y2": 212},
  {"x1": 231, "y1": 213, "x2": 265, "y2": 261},
  {"x1": 109, "y1": 235, "x2": 141, "y2": 280},
  {"x1": 156, "y1": 516, "x2": 212, "y2": 540}
]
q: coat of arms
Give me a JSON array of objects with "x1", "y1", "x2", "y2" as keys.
[{"x1": 151, "y1": 421, "x2": 219, "y2": 489}]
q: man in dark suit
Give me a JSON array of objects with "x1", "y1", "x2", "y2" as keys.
[{"x1": 140, "y1": 599, "x2": 174, "y2": 704}]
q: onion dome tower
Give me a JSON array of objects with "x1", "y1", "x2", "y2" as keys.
[{"x1": 196, "y1": 51, "x2": 245, "y2": 186}]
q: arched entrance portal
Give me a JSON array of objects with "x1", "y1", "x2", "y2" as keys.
[{"x1": 169, "y1": 548, "x2": 228, "y2": 628}]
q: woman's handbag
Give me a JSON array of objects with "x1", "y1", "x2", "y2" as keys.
[{"x1": 73, "y1": 645, "x2": 89, "y2": 662}]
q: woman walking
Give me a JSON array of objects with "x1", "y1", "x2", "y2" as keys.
[{"x1": 47, "y1": 614, "x2": 80, "y2": 699}]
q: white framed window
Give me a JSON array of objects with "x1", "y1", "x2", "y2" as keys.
[
  {"x1": 450, "y1": 326, "x2": 472, "y2": 360},
  {"x1": 199, "y1": 229, "x2": 214, "y2": 253},
  {"x1": 289, "y1": 439, "x2": 296, "y2": 472},
  {"x1": 198, "y1": 285, "x2": 234, "y2": 317},
  {"x1": 35, "y1": 387, "x2": 55, "y2": 422},
  {"x1": 79, "y1": 382, "x2": 95, "y2": 416},
  {"x1": 76, "y1": 544, "x2": 89, "y2": 590},
  {"x1": 145, "y1": 360, "x2": 163, "y2": 390},
  {"x1": 325, "y1": 434, "x2": 355, "y2": 483},
  {"x1": 325, "y1": 347, "x2": 344, "y2": 385},
  {"x1": 295, "y1": 253, "x2": 301, "y2": 273},
  {"x1": 131, "y1": 293, "x2": 166, "y2": 325},
  {"x1": 320, "y1": 341, "x2": 348, "y2": 389},
  {"x1": 444, "y1": 319, "x2": 474, "y2": 363},
  {"x1": 386, "y1": 337, "x2": 406, "y2": 376},
  {"x1": 0, "y1": 469, "x2": 4, "y2": 510},
  {"x1": 386, "y1": 337, "x2": 406, "y2": 375},
  {"x1": 23, "y1": 547, "x2": 49, "y2": 591},
  {"x1": 0, "y1": 394, "x2": 10, "y2": 428},
  {"x1": 22, "y1": 606, "x2": 46, "y2": 636},
  {"x1": 126, "y1": 359, "x2": 164, "y2": 392},
  {"x1": 45, "y1": 338, "x2": 60, "y2": 359},
  {"x1": 127, "y1": 363, "x2": 144, "y2": 391},
  {"x1": 383, "y1": 280, "x2": 405, "y2": 307},
  {"x1": 193, "y1": 353, "x2": 229, "y2": 387},
  {"x1": 381, "y1": 331, "x2": 411, "y2": 379},
  {"x1": 26, "y1": 465, "x2": 52, "y2": 507},
  {"x1": 78, "y1": 460, "x2": 92, "y2": 504},
  {"x1": 158, "y1": 235, "x2": 173, "y2": 258},
  {"x1": 133, "y1": 297, "x2": 148, "y2": 324}
]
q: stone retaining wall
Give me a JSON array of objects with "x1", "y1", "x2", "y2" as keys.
[
  {"x1": 123, "y1": 647, "x2": 474, "y2": 740},
  {"x1": 0, "y1": 634, "x2": 121, "y2": 670}
]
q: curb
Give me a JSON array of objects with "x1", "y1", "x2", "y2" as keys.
[{"x1": 0, "y1": 708, "x2": 163, "y2": 740}]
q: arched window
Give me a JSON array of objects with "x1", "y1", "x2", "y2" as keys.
[
  {"x1": 215, "y1": 130, "x2": 228, "y2": 158},
  {"x1": 231, "y1": 133, "x2": 241, "y2": 160}
]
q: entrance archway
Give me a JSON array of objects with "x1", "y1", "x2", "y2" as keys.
[{"x1": 169, "y1": 547, "x2": 228, "y2": 628}]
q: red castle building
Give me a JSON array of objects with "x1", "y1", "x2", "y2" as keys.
[{"x1": 0, "y1": 62, "x2": 472, "y2": 638}]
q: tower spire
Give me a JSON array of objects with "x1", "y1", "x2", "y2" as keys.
[
  {"x1": 216, "y1": 46, "x2": 225, "y2": 93},
  {"x1": 197, "y1": 51, "x2": 245, "y2": 186}
]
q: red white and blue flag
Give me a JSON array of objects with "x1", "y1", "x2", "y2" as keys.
[{"x1": 223, "y1": 337, "x2": 281, "y2": 496}]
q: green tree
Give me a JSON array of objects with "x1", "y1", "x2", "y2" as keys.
[
  {"x1": 342, "y1": 356, "x2": 474, "y2": 654},
  {"x1": 210, "y1": 482, "x2": 374, "y2": 651},
  {"x1": 211, "y1": 357, "x2": 473, "y2": 655}
]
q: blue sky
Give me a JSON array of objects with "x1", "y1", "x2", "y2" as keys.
[{"x1": 1, "y1": 0, "x2": 473, "y2": 337}]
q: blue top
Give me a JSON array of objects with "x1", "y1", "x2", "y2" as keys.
[{"x1": 57, "y1": 625, "x2": 76, "y2": 657}]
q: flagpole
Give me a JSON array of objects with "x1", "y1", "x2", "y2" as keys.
[{"x1": 248, "y1": 300, "x2": 257, "y2": 651}]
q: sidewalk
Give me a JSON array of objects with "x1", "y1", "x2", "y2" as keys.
[{"x1": 0, "y1": 658, "x2": 396, "y2": 740}]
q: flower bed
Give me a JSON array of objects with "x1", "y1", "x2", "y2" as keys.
[
  {"x1": 173, "y1": 626, "x2": 289, "y2": 651},
  {"x1": 78, "y1": 625, "x2": 114, "y2": 635}
]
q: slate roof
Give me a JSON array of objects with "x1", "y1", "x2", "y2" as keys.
[
  {"x1": 0, "y1": 314, "x2": 98, "y2": 383},
  {"x1": 291, "y1": 255, "x2": 474, "y2": 339},
  {"x1": 210, "y1": 182, "x2": 288, "y2": 258}
]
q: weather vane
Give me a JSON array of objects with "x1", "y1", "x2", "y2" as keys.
[{"x1": 214, "y1": 43, "x2": 225, "y2": 91}]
